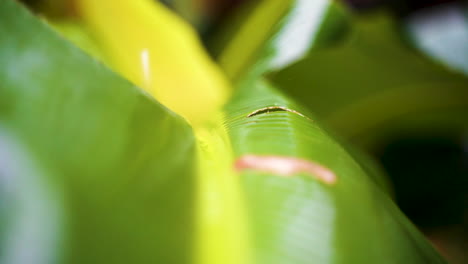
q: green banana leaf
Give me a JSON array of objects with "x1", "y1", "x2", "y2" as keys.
[
  {"x1": 0, "y1": 1, "x2": 195, "y2": 263},
  {"x1": 0, "y1": 0, "x2": 448, "y2": 263},
  {"x1": 225, "y1": 78, "x2": 446, "y2": 263}
]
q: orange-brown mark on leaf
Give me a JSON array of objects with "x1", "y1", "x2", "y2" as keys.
[
  {"x1": 235, "y1": 155, "x2": 337, "y2": 185},
  {"x1": 246, "y1": 106, "x2": 311, "y2": 120}
]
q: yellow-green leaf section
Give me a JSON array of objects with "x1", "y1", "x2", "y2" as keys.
[
  {"x1": 77, "y1": 1, "x2": 249, "y2": 263},
  {"x1": 195, "y1": 117, "x2": 250, "y2": 264},
  {"x1": 78, "y1": 0, "x2": 230, "y2": 126}
]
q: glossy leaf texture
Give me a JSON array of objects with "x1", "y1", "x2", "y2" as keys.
[
  {"x1": 216, "y1": 1, "x2": 448, "y2": 263},
  {"x1": 222, "y1": 76, "x2": 446, "y2": 263},
  {"x1": 0, "y1": 1, "x2": 195, "y2": 263},
  {"x1": 0, "y1": 0, "x2": 451, "y2": 264}
]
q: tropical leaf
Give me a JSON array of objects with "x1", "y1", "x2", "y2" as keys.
[
  {"x1": 0, "y1": 1, "x2": 195, "y2": 263},
  {"x1": 223, "y1": 77, "x2": 445, "y2": 264},
  {"x1": 0, "y1": 0, "x2": 450, "y2": 264}
]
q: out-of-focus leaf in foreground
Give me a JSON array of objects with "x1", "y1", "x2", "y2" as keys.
[{"x1": 0, "y1": 1, "x2": 195, "y2": 263}]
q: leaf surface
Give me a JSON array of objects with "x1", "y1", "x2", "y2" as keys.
[
  {"x1": 223, "y1": 77, "x2": 446, "y2": 264},
  {"x1": 0, "y1": 1, "x2": 451, "y2": 264},
  {"x1": 0, "y1": 1, "x2": 195, "y2": 263}
]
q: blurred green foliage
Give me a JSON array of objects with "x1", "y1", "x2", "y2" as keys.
[{"x1": 2, "y1": 0, "x2": 467, "y2": 263}]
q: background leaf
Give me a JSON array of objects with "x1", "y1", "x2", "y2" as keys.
[
  {"x1": 269, "y1": 11, "x2": 468, "y2": 149},
  {"x1": 215, "y1": 0, "x2": 351, "y2": 80}
]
